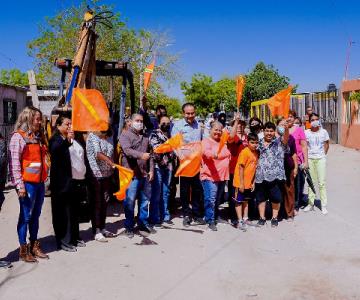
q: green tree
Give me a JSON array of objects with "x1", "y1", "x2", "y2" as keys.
[
  {"x1": 213, "y1": 77, "x2": 237, "y2": 112},
  {"x1": 242, "y1": 62, "x2": 291, "y2": 112},
  {"x1": 180, "y1": 73, "x2": 216, "y2": 117},
  {"x1": 0, "y1": 69, "x2": 28, "y2": 86},
  {"x1": 181, "y1": 62, "x2": 292, "y2": 116},
  {"x1": 27, "y1": 0, "x2": 180, "y2": 107}
]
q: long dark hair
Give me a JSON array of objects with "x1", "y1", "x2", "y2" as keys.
[{"x1": 50, "y1": 115, "x2": 70, "y2": 140}]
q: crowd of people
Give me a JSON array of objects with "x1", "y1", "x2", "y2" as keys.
[{"x1": 0, "y1": 102, "x2": 330, "y2": 267}]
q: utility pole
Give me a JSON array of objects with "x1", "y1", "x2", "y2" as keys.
[
  {"x1": 27, "y1": 70, "x2": 39, "y2": 109},
  {"x1": 139, "y1": 53, "x2": 144, "y2": 109},
  {"x1": 344, "y1": 39, "x2": 355, "y2": 80}
]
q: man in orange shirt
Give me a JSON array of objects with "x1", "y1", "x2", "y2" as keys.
[{"x1": 233, "y1": 133, "x2": 259, "y2": 231}]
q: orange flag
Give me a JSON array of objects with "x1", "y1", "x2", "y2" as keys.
[
  {"x1": 217, "y1": 130, "x2": 229, "y2": 155},
  {"x1": 175, "y1": 150, "x2": 202, "y2": 177},
  {"x1": 236, "y1": 75, "x2": 245, "y2": 107},
  {"x1": 71, "y1": 88, "x2": 109, "y2": 131},
  {"x1": 113, "y1": 164, "x2": 134, "y2": 201},
  {"x1": 144, "y1": 60, "x2": 155, "y2": 92},
  {"x1": 267, "y1": 85, "x2": 293, "y2": 118},
  {"x1": 154, "y1": 133, "x2": 183, "y2": 154}
]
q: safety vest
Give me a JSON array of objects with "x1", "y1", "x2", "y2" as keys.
[{"x1": 18, "y1": 130, "x2": 48, "y2": 183}]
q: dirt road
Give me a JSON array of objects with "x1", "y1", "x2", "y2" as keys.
[{"x1": 0, "y1": 144, "x2": 359, "y2": 300}]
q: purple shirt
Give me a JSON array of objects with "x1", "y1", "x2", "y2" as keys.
[{"x1": 290, "y1": 126, "x2": 306, "y2": 164}]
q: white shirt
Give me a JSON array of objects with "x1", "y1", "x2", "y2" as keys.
[
  {"x1": 305, "y1": 128, "x2": 330, "y2": 159},
  {"x1": 69, "y1": 140, "x2": 87, "y2": 180}
]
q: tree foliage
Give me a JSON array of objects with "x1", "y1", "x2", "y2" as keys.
[
  {"x1": 27, "y1": 0, "x2": 180, "y2": 108},
  {"x1": 181, "y1": 62, "x2": 292, "y2": 116},
  {"x1": 242, "y1": 62, "x2": 291, "y2": 112},
  {"x1": 0, "y1": 69, "x2": 28, "y2": 86}
]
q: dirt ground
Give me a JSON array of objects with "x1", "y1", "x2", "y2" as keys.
[{"x1": 0, "y1": 144, "x2": 359, "y2": 300}]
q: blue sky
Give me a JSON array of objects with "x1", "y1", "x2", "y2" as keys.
[{"x1": 1, "y1": 0, "x2": 360, "y2": 99}]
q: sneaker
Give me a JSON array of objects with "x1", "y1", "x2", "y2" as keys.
[
  {"x1": 271, "y1": 218, "x2": 279, "y2": 227},
  {"x1": 75, "y1": 240, "x2": 86, "y2": 247},
  {"x1": 163, "y1": 220, "x2": 174, "y2": 226},
  {"x1": 101, "y1": 230, "x2": 117, "y2": 238},
  {"x1": 183, "y1": 216, "x2": 191, "y2": 227},
  {"x1": 139, "y1": 225, "x2": 156, "y2": 235},
  {"x1": 303, "y1": 204, "x2": 314, "y2": 212},
  {"x1": 95, "y1": 233, "x2": 108, "y2": 243},
  {"x1": 124, "y1": 229, "x2": 134, "y2": 239},
  {"x1": 321, "y1": 207, "x2": 328, "y2": 215},
  {"x1": 208, "y1": 223, "x2": 217, "y2": 231},
  {"x1": 193, "y1": 218, "x2": 206, "y2": 225},
  {"x1": 244, "y1": 219, "x2": 253, "y2": 226},
  {"x1": 153, "y1": 223, "x2": 163, "y2": 228},
  {"x1": 257, "y1": 218, "x2": 266, "y2": 227},
  {"x1": 231, "y1": 219, "x2": 239, "y2": 227},
  {"x1": 0, "y1": 260, "x2": 12, "y2": 269},
  {"x1": 239, "y1": 220, "x2": 247, "y2": 231}
]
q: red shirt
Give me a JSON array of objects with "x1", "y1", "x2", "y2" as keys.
[{"x1": 228, "y1": 134, "x2": 248, "y2": 174}]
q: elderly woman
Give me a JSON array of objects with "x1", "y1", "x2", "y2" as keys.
[
  {"x1": 200, "y1": 121, "x2": 231, "y2": 231},
  {"x1": 86, "y1": 130, "x2": 116, "y2": 242},
  {"x1": 8, "y1": 106, "x2": 49, "y2": 262}
]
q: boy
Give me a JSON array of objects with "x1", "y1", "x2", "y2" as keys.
[{"x1": 233, "y1": 133, "x2": 259, "y2": 231}]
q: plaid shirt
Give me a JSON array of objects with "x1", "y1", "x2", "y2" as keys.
[
  {"x1": 8, "y1": 132, "x2": 27, "y2": 190},
  {"x1": 150, "y1": 129, "x2": 176, "y2": 170}
]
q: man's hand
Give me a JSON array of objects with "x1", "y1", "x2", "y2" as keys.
[
  {"x1": 302, "y1": 162, "x2": 309, "y2": 170},
  {"x1": 18, "y1": 189, "x2": 26, "y2": 198},
  {"x1": 141, "y1": 153, "x2": 151, "y2": 161},
  {"x1": 234, "y1": 112, "x2": 240, "y2": 122}
]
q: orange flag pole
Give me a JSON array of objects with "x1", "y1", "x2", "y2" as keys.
[{"x1": 236, "y1": 75, "x2": 245, "y2": 113}]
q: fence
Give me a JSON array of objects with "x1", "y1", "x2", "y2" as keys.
[
  {"x1": 0, "y1": 124, "x2": 15, "y2": 148},
  {"x1": 250, "y1": 91, "x2": 339, "y2": 143}
]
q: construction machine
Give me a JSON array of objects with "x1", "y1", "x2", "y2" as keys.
[{"x1": 51, "y1": 8, "x2": 135, "y2": 138}]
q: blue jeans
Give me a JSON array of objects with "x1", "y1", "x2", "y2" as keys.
[
  {"x1": 201, "y1": 180, "x2": 226, "y2": 224},
  {"x1": 124, "y1": 177, "x2": 151, "y2": 230},
  {"x1": 17, "y1": 183, "x2": 45, "y2": 245},
  {"x1": 150, "y1": 168, "x2": 172, "y2": 224}
]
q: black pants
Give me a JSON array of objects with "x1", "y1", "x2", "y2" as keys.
[
  {"x1": 89, "y1": 177, "x2": 111, "y2": 234},
  {"x1": 179, "y1": 174, "x2": 203, "y2": 219},
  {"x1": 51, "y1": 179, "x2": 86, "y2": 246}
]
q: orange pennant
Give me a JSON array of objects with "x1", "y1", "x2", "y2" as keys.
[
  {"x1": 113, "y1": 164, "x2": 134, "y2": 201},
  {"x1": 217, "y1": 130, "x2": 229, "y2": 155},
  {"x1": 71, "y1": 88, "x2": 109, "y2": 131},
  {"x1": 175, "y1": 150, "x2": 202, "y2": 177},
  {"x1": 267, "y1": 85, "x2": 293, "y2": 118},
  {"x1": 236, "y1": 75, "x2": 245, "y2": 108},
  {"x1": 144, "y1": 60, "x2": 155, "y2": 92},
  {"x1": 154, "y1": 133, "x2": 183, "y2": 154}
]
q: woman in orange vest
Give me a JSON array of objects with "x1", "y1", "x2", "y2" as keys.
[{"x1": 8, "y1": 106, "x2": 49, "y2": 263}]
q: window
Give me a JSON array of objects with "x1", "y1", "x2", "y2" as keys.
[{"x1": 3, "y1": 99, "x2": 17, "y2": 124}]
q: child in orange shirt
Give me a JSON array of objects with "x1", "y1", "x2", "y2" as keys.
[{"x1": 233, "y1": 133, "x2": 259, "y2": 231}]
